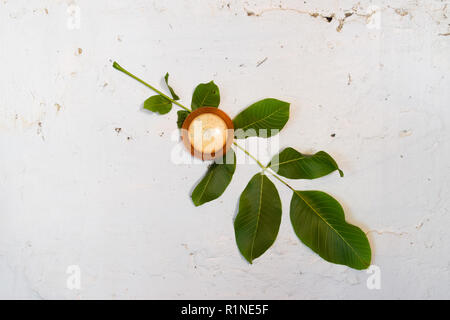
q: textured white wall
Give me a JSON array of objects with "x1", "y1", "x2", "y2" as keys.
[{"x1": 0, "y1": 0, "x2": 449, "y2": 299}]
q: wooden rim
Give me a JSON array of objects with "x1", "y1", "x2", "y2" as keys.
[{"x1": 181, "y1": 107, "x2": 234, "y2": 161}]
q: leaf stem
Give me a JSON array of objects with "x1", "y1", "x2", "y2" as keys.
[
  {"x1": 266, "y1": 168, "x2": 296, "y2": 191},
  {"x1": 232, "y1": 141, "x2": 296, "y2": 191},
  {"x1": 232, "y1": 141, "x2": 266, "y2": 169},
  {"x1": 114, "y1": 61, "x2": 296, "y2": 193},
  {"x1": 112, "y1": 61, "x2": 191, "y2": 112}
]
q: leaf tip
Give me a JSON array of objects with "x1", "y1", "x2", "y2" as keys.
[
  {"x1": 191, "y1": 197, "x2": 201, "y2": 207},
  {"x1": 338, "y1": 169, "x2": 344, "y2": 177},
  {"x1": 356, "y1": 260, "x2": 372, "y2": 270},
  {"x1": 191, "y1": 193, "x2": 205, "y2": 207}
]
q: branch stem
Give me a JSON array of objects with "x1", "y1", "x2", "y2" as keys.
[
  {"x1": 112, "y1": 61, "x2": 191, "y2": 112},
  {"x1": 113, "y1": 62, "x2": 294, "y2": 192},
  {"x1": 232, "y1": 141, "x2": 296, "y2": 191},
  {"x1": 266, "y1": 168, "x2": 296, "y2": 191},
  {"x1": 232, "y1": 141, "x2": 266, "y2": 169}
]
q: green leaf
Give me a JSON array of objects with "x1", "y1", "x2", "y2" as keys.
[
  {"x1": 143, "y1": 95, "x2": 172, "y2": 115},
  {"x1": 191, "y1": 149, "x2": 236, "y2": 206},
  {"x1": 268, "y1": 148, "x2": 343, "y2": 179},
  {"x1": 164, "y1": 72, "x2": 180, "y2": 100},
  {"x1": 177, "y1": 110, "x2": 190, "y2": 128},
  {"x1": 191, "y1": 81, "x2": 220, "y2": 110},
  {"x1": 290, "y1": 190, "x2": 371, "y2": 270},
  {"x1": 234, "y1": 173, "x2": 282, "y2": 263},
  {"x1": 233, "y1": 98, "x2": 290, "y2": 138}
]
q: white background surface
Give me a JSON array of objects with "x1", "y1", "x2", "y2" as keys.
[{"x1": 1, "y1": 0, "x2": 449, "y2": 299}]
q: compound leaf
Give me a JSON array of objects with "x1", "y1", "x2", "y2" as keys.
[
  {"x1": 290, "y1": 190, "x2": 371, "y2": 270},
  {"x1": 234, "y1": 173, "x2": 282, "y2": 263},
  {"x1": 268, "y1": 147, "x2": 343, "y2": 179},
  {"x1": 144, "y1": 95, "x2": 172, "y2": 115},
  {"x1": 233, "y1": 98, "x2": 289, "y2": 138},
  {"x1": 191, "y1": 149, "x2": 236, "y2": 206},
  {"x1": 191, "y1": 81, "x2": 220, "y2": 110}
]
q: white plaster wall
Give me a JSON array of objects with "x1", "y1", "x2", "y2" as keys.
[{"x1": 0, "y1": 0, "x2": 449, "y2": 299}]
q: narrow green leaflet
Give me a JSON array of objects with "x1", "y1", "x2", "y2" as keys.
[
  {"x1": 191, "y1": 149, "x2": 236, "y2": 206},
  {"x1": 290, "y1": 190, "x2": 371, "y2": 270},
  {"x1": 164, "y1": 72, "x2": 180, "y2": 100},
  {"x1": 233, "y1": 98, "x2": 290, "y2": 138},
  {"x1": 234, "y1": 173, "x2": 282, "y2": 263},
  {"x1": 268, "y1": 147, "x2": 343, "y2": 179},
  {"x1": 191, "y1": 81, "x2": 220, "y2": 110},
  {"x1": 143, "y1": 95, "x2": 172, "y2": 115},
  {"x1": 177, "y1": 110, "x2": 190, "y2": 128}
]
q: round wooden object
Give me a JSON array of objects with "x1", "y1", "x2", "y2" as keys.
[{"x1": 181, "y1": 107, "x2": 234, "y2": 160}]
